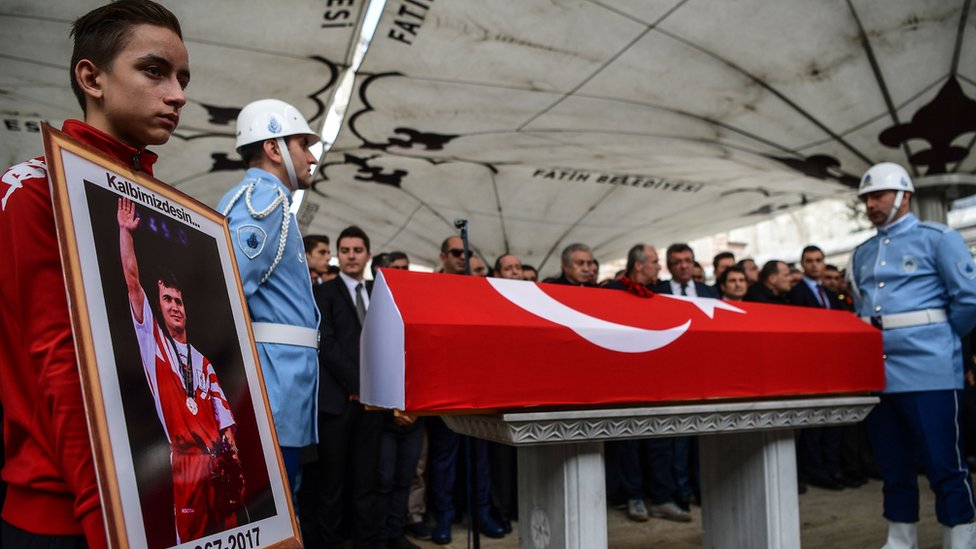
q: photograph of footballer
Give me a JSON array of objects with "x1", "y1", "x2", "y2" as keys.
[{"x1": 42, "y1": 126, "x2": 302, "y2": 549}]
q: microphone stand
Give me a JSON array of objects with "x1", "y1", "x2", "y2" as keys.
[
  {"x1": 454, "y1": 219, "x2": 479, "y2": 548},
  {"x1": 459, "y1": 220, "x2": 471, "y2": 276}
]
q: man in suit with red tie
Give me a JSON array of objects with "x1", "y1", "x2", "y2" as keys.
[
  {"x1": 789, "y1": 245, "x2": 856, "y2": 491},
  {"x1": 305, "y1": 226, "x2": 384, "y2": 549},
  {"x1": 789, "y1": 245, "x2": 843, "y2": 310}
]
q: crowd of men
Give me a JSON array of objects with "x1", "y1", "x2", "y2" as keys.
[
  {"x1": 294, "y1": 226, "x2": 976, "y2": 547},
  {"x1": 2, "y1": 2, "x2": 976, "y2": 549}
]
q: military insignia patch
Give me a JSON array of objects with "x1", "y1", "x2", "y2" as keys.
[
  {"x1": 901, "y1": 255, "x2": 918, "y2": 273},
  {"x1": 237, "y1": 224, "x2": 267, "y2": 259},
  {"x1": 958, "y1": 259, "x2": 976, "y2": 280}
]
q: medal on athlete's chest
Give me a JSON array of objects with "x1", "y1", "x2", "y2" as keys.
[{"x1": 172, "y1": 342, "x2": 198, "y2": 415}]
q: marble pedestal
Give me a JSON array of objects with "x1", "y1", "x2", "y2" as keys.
[{"x1": 444, "y1": 396, "x2": 877, "y2": 549}]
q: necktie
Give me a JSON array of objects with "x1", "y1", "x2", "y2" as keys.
[
  {"x1": 816, "y1": 284, "x2": 829, "y2": 309},
  {"x1": 680, "y1": 282, "x2": 688, "y2": 296},
  {"x1": 355, "y1": 282, "x2": 367, "y2": 323}
]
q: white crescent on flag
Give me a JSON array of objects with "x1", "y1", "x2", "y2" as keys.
[{"x1": 487, "y1": 278, "x2": 691, "y2": 353}]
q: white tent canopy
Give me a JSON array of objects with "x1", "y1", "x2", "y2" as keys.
[{"x1": 2, "y1": 0, "x2": 973, "y2": 273}]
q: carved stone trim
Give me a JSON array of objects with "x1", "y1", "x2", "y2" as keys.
[{"x1": 443, "y1": 397, "x2": 878, "y2": 446}]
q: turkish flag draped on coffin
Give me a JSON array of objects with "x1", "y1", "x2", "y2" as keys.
[{"x1": 360, "y1": 269, "x2": 884, "y2": 413}]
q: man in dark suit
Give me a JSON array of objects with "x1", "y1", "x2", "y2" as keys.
[
  {"x1": 655, "y1": 243, "x2": 719, "y2": 299},
  {"x1": 744, "y1": 260, "x2": 792, "y2": 305},
  {"x1": 821, "y1": 264, "x2": 855, "y2": 312},
  {"x1": 711, "y1": 251, "x2": 736, "y2": 296},
  {"x1": 603, "y1": 244, "x2": 659, "y2": 522},
  {"x1": 789, "y1": 245, "x2": 858, "y2": 492},
  {"x1": 643, "y1": 244, "x2": 718, "y2": 521},
  {"x1": 542, "y1": 243, "x2": 598, "y2": 286},
  {"x1": 426, "y1": 236, "x2": 506, "y2": 544},
  {"x1": 303, "y1": 225, "x2": 385, "y2": 549},
  {"x1": 789, "y1": 246, "x2": 844, "y2": 310}
]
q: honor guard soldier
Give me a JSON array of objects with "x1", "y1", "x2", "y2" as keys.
[
  {"x1": 217, "y1": 99, "x2": 321, "y2": 490},
  {"x1": 851, "y1": 162, "x2": 976, "y2": 549}
]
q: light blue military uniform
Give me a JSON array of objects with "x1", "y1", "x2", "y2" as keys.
[
  {"x1": 217, "y1": 167, "x2": 320, "y2": 449},
  {"x1": 852, "y1": 212, "x2": 976, "y2": 392},
  {"x1": 852, "y1": 211, "x2": 976, "y2": 525}
]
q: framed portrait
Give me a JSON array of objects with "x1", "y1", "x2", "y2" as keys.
[{"x1": 42, "y1": 124, "x2": 301, "y2": 549}]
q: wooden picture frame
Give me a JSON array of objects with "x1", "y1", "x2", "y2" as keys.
[{"x1": 43, "y1": 124, "x2": 301, "y2": 549}]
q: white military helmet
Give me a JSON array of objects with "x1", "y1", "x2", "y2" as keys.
[
  {"x1": 235, "y1": 99, "x2": 319, "y2": 151},
  {"x1": 857, "y1": 162, "x2": 915, "y2": 196},
  {"x1": 858, "y1": 162, "x2": 914, "y2": 226},
  {"x1": 236, "y1": 99, "x2": 320, "y2": 190}
]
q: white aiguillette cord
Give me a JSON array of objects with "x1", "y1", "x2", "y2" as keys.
[{"x1": 222, "y1": 177, "x2": 290, "y2": 284}]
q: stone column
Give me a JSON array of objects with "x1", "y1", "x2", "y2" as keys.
[
  {"x1": 517, "y1": 442, "x2": 607, "y2": 549},
  {"x1": 700, "y1": 429, "x2": 800, "y2": 549}
]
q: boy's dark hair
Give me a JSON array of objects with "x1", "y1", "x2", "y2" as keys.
[
  {"x1": 70, "y1": 0, "x2": 183, "y2": 113},
  {"x1": 337, "y1": 225, "x2": 370, "y2": 252}
]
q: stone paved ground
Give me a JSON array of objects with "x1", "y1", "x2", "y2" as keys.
[{"x1": 410, "y1": 477, "x2": 950, "y2": 548}]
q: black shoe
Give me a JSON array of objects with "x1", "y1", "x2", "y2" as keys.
[
  {"x1": 404, "y1": 521, "x2": 431, "y2": 540},
  {"x1": 431, "y1": 519, "x2": 451, "y2": 545},
  {"x1": 480, "y1": 514, "x2": 506, "y2": 539},
  {"x1": 798, "y1": 481, "x2": 808, "y2": 494},
  {"x1": 386, "y1": 536, "x2": 421, "y2": 549}
]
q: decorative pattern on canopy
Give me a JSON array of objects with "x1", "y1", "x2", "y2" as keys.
[{"x1": 1, "y1": 0, "x2": 973, "y2": 272}]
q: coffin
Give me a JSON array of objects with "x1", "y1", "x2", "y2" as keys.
[{"x1": 360, "y1": 269, "x2": 883, "y2": 412}]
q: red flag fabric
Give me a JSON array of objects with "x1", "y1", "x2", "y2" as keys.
[{"x1": 361, "y1": 269, "x2": 884, "y2": 412}]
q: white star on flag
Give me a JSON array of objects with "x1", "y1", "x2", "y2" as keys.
[{"x1": 657, "y1": 294, "x2": 746, "y2": 319}]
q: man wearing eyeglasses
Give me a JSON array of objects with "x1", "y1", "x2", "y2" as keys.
[
  {"x1": 545, "y1": 243, "x2": 597, "y2": 286},
  {"x1": 439, "y1": 236, "x2": 470, "y2": 275}
]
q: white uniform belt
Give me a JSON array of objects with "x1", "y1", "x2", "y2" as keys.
[
  {"x1": 251, "y1": 322, "x2": 319, "y2": 349},
  {"x1": 861, "y1": 308, "x2": 947, "y2": 330}
]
